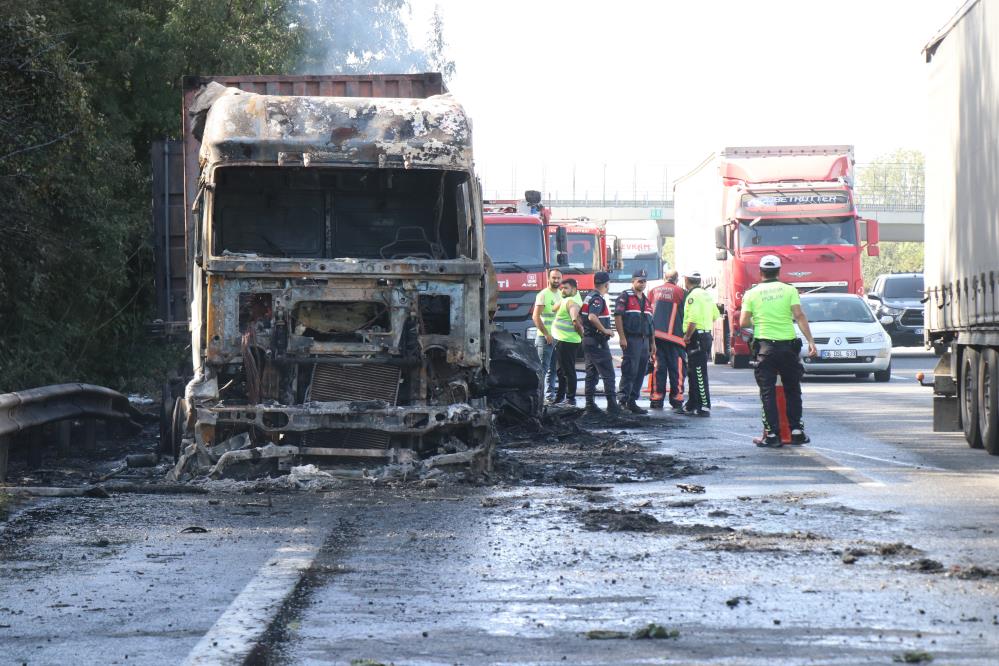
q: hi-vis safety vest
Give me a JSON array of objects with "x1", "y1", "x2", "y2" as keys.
[
  {"x1": 535, "y1": 288, "x2": 562, "y2": 331},
  {"x1": 552, "y1": 293, "x2": 583, "y2": 343}
]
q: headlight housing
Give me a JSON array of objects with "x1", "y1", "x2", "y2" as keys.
[
  {"x1": 880, "y1": 306, "x2": 904, "y2": 316},
  {"x1": 864, "y1": 332, "x2": 886, "y2": 344}
]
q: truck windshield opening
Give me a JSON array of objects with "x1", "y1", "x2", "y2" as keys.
[
  {"x1": 550, "y1": 233, "x2": 601, "y2": 271},
  {"x1": 738, "y1": 216, "x2": 857, "y2": 249},
  {"x1": 212, "y1": 167, "x2": 470, "y2": 260},
  {"x1": 484, "y1": 224, "x2": 545, "y2": 267}
]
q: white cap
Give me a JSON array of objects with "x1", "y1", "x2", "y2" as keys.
[
  {"x1": 686, "y1": 270, "x2": 702, "y2": 280},
  {"x1": 760, "y1": 255, "x2": 781, "y2": 269}
]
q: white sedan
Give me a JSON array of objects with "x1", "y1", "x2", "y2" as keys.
[{"x1": 796, "y1": 294, "x2": 893, "y2": 381}]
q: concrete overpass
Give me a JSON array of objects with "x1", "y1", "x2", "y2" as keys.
[{"x1": 545, "y1": 201, "x2": 924, "y2": 242}]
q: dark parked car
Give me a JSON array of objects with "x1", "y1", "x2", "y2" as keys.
[{"x1": 866, "y1": 273, "x2": 924, "y2": 346}]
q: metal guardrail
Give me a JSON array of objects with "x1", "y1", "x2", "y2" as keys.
[{"x1": 0, "y1": 383, "x2": 140, "y2": 481}]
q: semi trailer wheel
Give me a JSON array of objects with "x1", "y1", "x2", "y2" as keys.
[
  {"x1": 978, "y1": 347, "x2": 999, "y2": 455},
  {"x1": 961, "y1": 348, "x2": 983, "y2": 449}
]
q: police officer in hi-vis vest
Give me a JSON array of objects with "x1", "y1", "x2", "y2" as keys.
[
  {"x1": 614, "y1": 268, "x2": 655, "y2": 414},
  {"x1": 740, "y1": 255, "x2": 818, "y2": 447},
  {"x1": 580, "y1": 271, "x2": 621, "y2": 415},
  {"x1": 682, "y1": 270, "x2": 720, "y2": 416}
]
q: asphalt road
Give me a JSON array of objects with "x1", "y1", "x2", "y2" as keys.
[{"x1": 2, "y1": 347, "x2": 998, "y2": 665}]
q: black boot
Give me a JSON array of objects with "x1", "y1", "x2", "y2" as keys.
[
  {"x1": 606, "y1": 395, "x2": 622, "y2": 415},
  {"x1": 626, "y1": 400, "x2": 648, "y2": 415},
  {"x1": 584, "y1": 398, "x2": 604, "y2": 414}
]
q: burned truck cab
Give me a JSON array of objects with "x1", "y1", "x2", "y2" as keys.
[{"x1": 176, "y1": 85, "x2": 495, "y2": 469}]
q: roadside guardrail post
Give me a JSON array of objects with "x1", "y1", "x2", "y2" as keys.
[
  {"x1": 57, "y1": 420, "x2": 72, "y2": 457},
  {"x1": 81, "y1": 419, "x2": 97, "y2": 453},
  {"x1": 0, "y1": 435, "x2": 9, "y2": 481},
  {"x1": 27, "y1": 428, "x2": 44, "y2": 468}
]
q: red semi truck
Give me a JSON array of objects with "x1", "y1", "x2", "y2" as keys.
[
  {"x1": 674, "y1": 146, "x2": 880, "y2": 368},
  {"x1": 483, "y1": 193, "x2": 567, "y2": 340}
]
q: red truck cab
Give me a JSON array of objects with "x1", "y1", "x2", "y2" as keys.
[{"x1": 483, "y1": 194, "x2": 559, "y2": 340}]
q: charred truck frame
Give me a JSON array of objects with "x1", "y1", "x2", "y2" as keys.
[{"x1": 165, "y1": 75, "x2": 496, "y2": 470}]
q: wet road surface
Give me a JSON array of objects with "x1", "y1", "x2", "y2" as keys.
[{"x1": 2, "y1": 349, "x2": 999, "y2": 664}]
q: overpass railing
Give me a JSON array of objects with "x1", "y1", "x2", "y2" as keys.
[{"x1": 488, "y1": 162, "x2": 925, "y2": 213}]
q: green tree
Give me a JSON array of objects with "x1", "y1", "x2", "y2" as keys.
[
  {"x1": 856, "y1": 148, "x2": 924, "y2": 209},
  {"x1": 296, "y1": 0, "x2": 436, "y2": 74},
  {"x1": 424, "y1": 5, "x2": 456, "y2": 83},
  {"x1": 862, "y1": 242, "x2": 924, "y2": 290}
]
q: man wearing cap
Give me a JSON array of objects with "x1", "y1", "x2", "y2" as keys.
[
  {"x1": 580, "y1": 271, "x2": 621, "y2": 414},
  {"x1": 532, "y1": 268, "x2": 563, "y2": 403},
  {"x1": 740, "y1": 255, "x2": 818, "y2": 447},
  {"x1": 614, "y1": 269, "x2": 655, "y2": 414},
  {"x1": 551, "y1": 277, "x2": 584, "y2": 406},
  {"x1": 682, "y1": 270, "x2": 720, "y2": 416},
  {"x1": 647, "y1": 269, "x2": 687, "y2": 411}
]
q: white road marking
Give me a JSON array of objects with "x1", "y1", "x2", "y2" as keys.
[
  {"x1": 183, "y1": 536, "x2": 320, "y2": 665},
  {"x1": 713, "y1": 400, "x2": 747, "y2": 412},
  {"x1": 713, "y1": 427, "x2": 887, "y2": 486},
  {"x1": 808, "y1": 445, "x2": 947, "y2": 472}
]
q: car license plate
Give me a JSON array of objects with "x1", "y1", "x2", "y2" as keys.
[{"x1": 821, "y1": 349, "x2": 857, "y2": 359}]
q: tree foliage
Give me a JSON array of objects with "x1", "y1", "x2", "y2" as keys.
[
  {"x1": 296, "y1": 0, "x2": 454, "y2": 79},
  {"x1": 855, "y1": 148, "x2": 924, "y2": 208},
  {"x1": 862, "y1": 242, "x2": 924, "y2": 290},
  {"x1": 0, "y1": 0, "x2": 453, "y2": 392}
]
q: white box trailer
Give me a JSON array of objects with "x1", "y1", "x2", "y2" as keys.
[
  {"x1": 923, "y1": 0, "x2": 999, "y2": 454},
  {"x1": 604, "y1": 219, "x2": 664, "y2": 299}
]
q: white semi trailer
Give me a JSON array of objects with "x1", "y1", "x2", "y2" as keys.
[{"x1": 923, "y1": 0, "x2": 999, "y2": 455}]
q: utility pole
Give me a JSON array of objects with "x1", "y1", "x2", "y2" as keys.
[{"x1": 602, "y1": 163, "x2": 607, "y2": 204}]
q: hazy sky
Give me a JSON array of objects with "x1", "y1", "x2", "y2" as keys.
[{"x1": 409, "y1": 1, "x2": 967, "y2": 199}]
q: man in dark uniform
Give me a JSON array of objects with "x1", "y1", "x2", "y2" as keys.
[
  {"x1": 614, "y1": 268, "x2": 654, "y2": 415},
  {"x1": 647, "y1": 269, "x2": 686, "y2": 411},
  {"x1": 580, "y1": 271, "x2": 621, "y2": 415}
]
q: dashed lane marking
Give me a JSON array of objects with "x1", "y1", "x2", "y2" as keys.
[
  {"x1": 713, "y1": 428, "x2": 886, "y2": 487},
  {"x1": 793, "y1": 447, "x2": 887, "y2": 487},
  {"x1": 183, "y1": 535, "x2": 321, "y2": 665},
  {"x1": 807, "y1": 445, "x2": 947, "y2": 472}
]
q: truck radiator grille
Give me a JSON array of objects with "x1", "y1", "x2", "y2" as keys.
[
  {"x1": 304, "y1": 363, "x2": 401, "y2": 450},
  {"x1": 901, "y1": 310, "x2": 924, "y2": 326},
  {"x1": 303, "y1": 429, "x2": 392, "y2": 450},
  {"x1": 307, "y1": 363, "x2": 401, "y2": 404}
]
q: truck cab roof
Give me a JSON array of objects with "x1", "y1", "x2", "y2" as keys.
[{"x1": 198, "y1": 86, "x2": 472, "y2": 171}]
